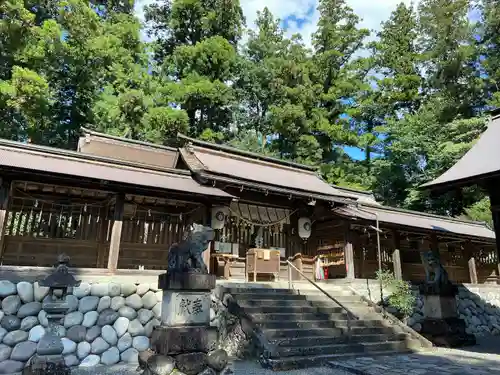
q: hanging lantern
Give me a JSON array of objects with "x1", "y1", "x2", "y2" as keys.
[
  {"x1": 211, "y1": 206, "x2": 229, "y2": 230},
  {"x1": 298, "y1": 217, "x2": 312, "y2": 240}
]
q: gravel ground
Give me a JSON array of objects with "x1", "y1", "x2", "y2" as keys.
[
  {"x1": 11, "y1": 337, "x2": 500, "y2": 375},
  {"x1": 329, "y1": 337, "x2": 500, "y2": 375},
  {"x1": 39, "y1": 361, "x2": 350, "y2": 375}
]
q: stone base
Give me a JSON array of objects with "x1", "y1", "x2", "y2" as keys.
[
  {"x1": 159, "y1": 272, "x2": 216, "y2": 291},
  {"x1": 142, "y1": 349, "x2": 230, "y2": 375},
  {"x1": 420, "y1": 317, "x2": 476, "y2": 348},
  {"x1": 151, "y1": 325, "x2": 218, "y2": 355},
  {"x1": 423, "y1": 295, "x2": 457, "y2": 319},
  {"x1": 25, "y1": 354, "x2": 70, "y2": 375},
  {"x1": 419, "y1": 282, "x2": 457, "y2": 297}
]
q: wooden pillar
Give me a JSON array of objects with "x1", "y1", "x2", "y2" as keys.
[
  {"x1": 107, "y1": 193, "x2": 125, "y2": 273},
  {"x1": 96, "y1": 205, "x2": 110, "y2": 268},
  {"x1": 468, "y1": 257, "x2": 478, "y2": 284},
  {"x1": 488, "y1": 186, "x2": 500, "y2": 282},
  {"x1": 463, "y1": 241, "x2": 478, "y2": 284},
  {"x1": 203, "y1": 204, "x2": 212, "y2": 273},
  {"x1": 431, "y1": 233, "x2": 439, "y2": 251},
  {"x1": 344, "y1": 223, "x2": 355, "y2": 279},
  {"x1": 492, "y1": 206, "x2": 500, "y2": 263},
  {"x1": 392, "y1": 230, "x2": 403, "y2": 281},
  {"x1": 0, "y1": 178, "x2": 11, "y2": 263}
]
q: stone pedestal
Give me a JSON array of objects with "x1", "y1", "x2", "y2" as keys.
[
  {"x1": 145, "y1": 272, "x2": 229, "y2": 375},
  {"x1": 423, "y1": 295, "x2": 457, "y2": 319},
  {"x1": 153, "y1": 272, "x2": 218, "y2": 356},
  {"x1": 419, "y1": 285, "x2": 476, "y2": 348}
]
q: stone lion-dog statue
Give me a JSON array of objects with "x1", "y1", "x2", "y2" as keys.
[
  {"x1": 420, "y1": 250, "x2": 453, "y2": 293},
  {"x1": 166, "y1": 223, "x2": 214, "y2": 274}
]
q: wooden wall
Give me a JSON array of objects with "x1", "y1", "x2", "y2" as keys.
[
  {"x1": 353, "y1": 231, "x2": 394, "y2": 279},
  {"x1": 472, "y1": 243, "x2": 498, "y2": 283},
  {"x1": 0, "y1": 183, "x2": 206, "y2": 270},
  {"x1": 2, "y1": 193, "x2": 108, "y2": 267},
  {"x1": 351, "y1": 226, "x2": 497, "y2": 284},
  {"x1": 117, "y1": 207, "x2": 202, "y2": 270}
]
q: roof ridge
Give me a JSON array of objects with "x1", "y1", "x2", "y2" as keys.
[
  {"x1": 332, "y1": 184, "x2": 374, "y2": 195},
  {"x1": 188, "y1": 144, "x2": 320, "y2": 176},
  {"x1": 81, "y1": 127, "x2": 178, "y2": 152},
  {"x1": 177, "y1": 133, "x2": 317, "y2": 172},
  {"x1": 359, "y1": 202, "x2": 490, "y2": 228},
  {"x1": 0, "y1": 139, "x2": 191, "y2": 177}
]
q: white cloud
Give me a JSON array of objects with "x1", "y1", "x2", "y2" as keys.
[{"x1": 134, "y1": 0, "x2": 418, "y2": 49}]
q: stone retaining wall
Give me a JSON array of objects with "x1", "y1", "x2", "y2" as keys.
[
  {"x1": 0, "y1": 279, "x2": 244, "y2": 374},
  {"x1": 406, "y1": 285, "x2": 500, "y2": 337},
  {"x1": 347, "y1": 280, "x2": 500, "y2": 337}
]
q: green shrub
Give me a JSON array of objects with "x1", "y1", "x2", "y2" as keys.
[{"x1": 376, "y1": 269, "x2": 415, "y2": 317}]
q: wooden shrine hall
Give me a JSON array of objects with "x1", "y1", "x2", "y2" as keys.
[{"x1": 0, "y1": 128, "x2": 496, "y2": 284}]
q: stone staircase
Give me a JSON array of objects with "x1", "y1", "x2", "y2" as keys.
[{"x1": 219, "y1": 284, "x2": 429, "y2": 371}]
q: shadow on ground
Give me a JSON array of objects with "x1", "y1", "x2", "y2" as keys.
[{"x1": 330, "y1": 347, "x2": 500, "y2": 375}]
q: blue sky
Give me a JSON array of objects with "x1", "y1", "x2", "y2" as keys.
[
  {"x1": 134, "y1": 0, "x2": 418, "y2": 161},
  {"x1": 134, "y1": 0, "x2": 417, "y2": 51}
]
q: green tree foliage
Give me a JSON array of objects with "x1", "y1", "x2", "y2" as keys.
[
  {"x1": 480, "y1": 0, "x2": 500, "y2": 107},
  {"x1": 1, "y1": 0, "x2": 498, "y2": 222},
  {"x1": 145, "y1": 0, "x2": 244, "y2": 139}
]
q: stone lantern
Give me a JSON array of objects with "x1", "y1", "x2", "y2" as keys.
[{"x1": 27, "y1": 254, "x2": 81, "y2": 375}]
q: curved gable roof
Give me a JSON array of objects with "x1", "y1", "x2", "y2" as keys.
[{"x1": 421, "y1": 115, "x2": 500, "y2": 190}]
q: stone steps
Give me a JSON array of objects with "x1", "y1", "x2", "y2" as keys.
[
  {"x1": 305, "y1": 294, "x2": 365, "y2": 303},
  {"x1": 255, "y1": 318, "x2": 390, "y2": 330},
  {"x1": 234, "y1": 293, "x2": 306, "y2": 301},
  {"x1": 260, "y1": 349, "x2": 415, "y2": 371},
  {"x1": 241, "y1": 305, "x2": 379, "y2": 320},
  {"x1": 240, "y1": 305, "x2": 346, "y2": 314},
  {"x1": 236, "y1": 299, "x2": 313, "y2": 307},
  {"x1": 220, "y1": 285, "x2": 424, "y2": 370},
  {"x1": 270, "y1": 339, "x2": 418, "y2": 358},
  {"x1": 263, "y1": 325, "x2": 400, "y2": 339},
  {"x1": 223, "y1": 287, "x2": 297, "y2": 294},
  {"x1": 249, "y1": 312, "x2": 352, "y2": 322},
  {"x1": 269, "y1": 332, "x2": 410, "y2": 347},
  {"x1": 295, "y1": 289, "x2": 355, "y2": 296}
]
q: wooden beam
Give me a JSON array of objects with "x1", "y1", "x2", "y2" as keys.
[
  {"x1": 1, "y1": 169, "x2": 230, "y2": 206},
  {"x1": 107, "y1": 193, "x2": 125, "y2": 273},
  {"x1": 0, "y1": 178, "x2": 11, "y2": 262},
  {"x1": 344, "y1": 223, "x2": 355, "y2": 279},
  {"x1": 392, "y1": 230, "x2": 403, "y2": 281}
]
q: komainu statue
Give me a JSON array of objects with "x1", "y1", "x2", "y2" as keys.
[
  {"x1": 166, "y1": 223, "x2": 214, "y2": 274},
  {"x1": 420, "y1": 250, "x2": 454, "y2": 294}
]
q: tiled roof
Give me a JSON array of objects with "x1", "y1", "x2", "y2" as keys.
[
  {"x1": 0, "y1": 139, "x2": 233, "y2": 199},
  {"x1": 334, "y1": 204, "x2": 495, "y2": 240},
  {"x1": 421, "y1": 115, "x2": 500, "y2": 190},
  {"x1": 178, "y1": 134, "x2": 358, "y2": 203}
]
